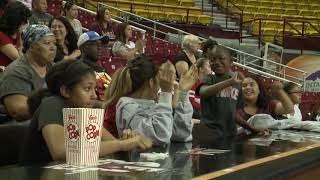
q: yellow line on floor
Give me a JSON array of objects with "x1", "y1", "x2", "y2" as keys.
[{"x1": 193, "y1": 143, "x2": 320, "y2": 180}]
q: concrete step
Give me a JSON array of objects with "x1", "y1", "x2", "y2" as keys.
[
  {"x1": 219, "y1": 25, "x2": 240, "y2": 30},
  {"x1": 240, "y1": 43, "x2": 261, "y2": 48},
  {"x1": 193, "y1": 0, "x2": 211, "y2": 3},
  {"x1": 199, "y1": 6, "x2": 218, "y2": 11},
  {"x1": 194, "y1": 2, "x2": 211, "y2": 6},
  {"x1": 242, "y1": 38, "x2": 259, "y2": 44},
  {"x1": 213, "y1": 20, "x2": 237, "y2": 26}
]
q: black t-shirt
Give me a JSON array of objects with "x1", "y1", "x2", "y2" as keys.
[
  {"x1": 173, "y1": 51, "x2": 193, "y2": 67},
  {"x1": 20, "y1": 96, "x2": 65, "y2": 163},
  {"x1": 54, "y1": 46, "x2": 66, "y2": 63},
  {"x1": 198, "y1": 72, "x2": 241, "y2": 137},
  {"x1": 173, "y1": 51, "x2": 196, "y2": 79},
  {"x1": 82, "y1": 59, "x2": 105, "y2": 73}
]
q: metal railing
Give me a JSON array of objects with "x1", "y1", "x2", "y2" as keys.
[
  {"x1": 97, "y1": 2, "x2": 192, "y2": 42},
  {"x1": 81, "y1": 1, "x2": 307, "y2": 88},
  {"x1": 242, "y1": 17, "x2": 320, "y2": 49},
  {"x1": 76, "y1": 2, "x2": 146, "y2": 35},
  {"x1": 99, "y1": 0, "x2": 212, "y2": 25}
]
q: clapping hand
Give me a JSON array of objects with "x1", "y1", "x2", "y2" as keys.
[
  {"x1": 159, "y1": 61, "x2": 176, "y2": 92},
  {"x1": 179, "y1": 65, "x2": 198, "y2": 92},
  {"x1": 231, "y1": 72, "x2": 244, "y2": 84}
]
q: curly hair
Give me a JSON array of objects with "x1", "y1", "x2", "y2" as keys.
[
  {"x1": 242, "y1": 75, "x2": 272, "y2": 109},
  {"x1": 0, "y1": 1, "x2": 31, "y2": 35},
  {"x1": 48, "y1": 16, "x2": 78, "y2": 53},
  {"x1": 202, "y1": 39, "x2": 217, "y2": 54}
]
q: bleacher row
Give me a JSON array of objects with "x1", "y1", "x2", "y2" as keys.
[
  {"x1": 47, "y1": 0, "x2": 320, "y2": 120},
  {"x1": 84, "y1": 0, "x2": 213, "y2": 24},
  {"x1": 216, "y1": 0, "x2": 320, "y2": 42}
]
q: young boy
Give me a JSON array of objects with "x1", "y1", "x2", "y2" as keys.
[
  {"x1": 189, "y1": 58, "x2": 213, "y2": 119},
  {"x1": 196, "y1": 45, "x2": 243, "y2": 140}
]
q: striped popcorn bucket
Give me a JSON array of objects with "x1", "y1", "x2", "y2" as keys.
[{"x1": 63, "y1": 108, "x2": 105, "y2": 166}]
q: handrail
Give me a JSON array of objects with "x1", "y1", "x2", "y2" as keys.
[
  {"x1": 99, "y1": 0, "x2": 201, "y2": 11},
  {"x1": 97, "y1": 2, "x2": 196, "y2": 37},
  {"x1": 226, "y1": 0, "x2": 243, "y2": 14},
  {"x1": 242, "y1": 17, "x2": 320, "y2": 47},
  {"x1": 233, "y1": 62, "x2": 300, "y2": 85},
  {"x1": 213, "y1": 0, "x2": 243, "y2": 14},
  {"x1": 284, "y1": 22, "x2": 303, "y2": 36},
  {"x1": 77, "y1": 3, "x2": 146, "y2": 34},
  {"x1": 83, "y1": 1, "x2": 306, "y2": 86},
  {"x1": 224, "y1": 45, "x2": 306, "y2": 74},
  {"x1": 98, "y1": 0, "x2": 212, "y2": 24},
  {"x1": 212, "y1": 0, "x2": 244, "y2": 41}
]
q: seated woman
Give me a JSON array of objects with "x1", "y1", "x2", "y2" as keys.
[
  {"x1": 0, "y1": 24, "x2": 56, "y2": 122},
  {"x1": 0, "y1": 1, "x2": 31, "y2": 66},
  {"x1": 282, "y1": 82, "x2": 302, "y2": 121},
  {"x1": 62, "y1": 1, "x2": 82, "y2": 37},
  {"x1": 112, "y1": 23, "x2": 144, "y2": 61},
  {"x1": 49, "y1": 16, "x2": 81, "y2": 62},
  {"x1": 91, "y1": 7, "x2": 115, "y2": 40},
  {"x1": 20, "y1": 60, "x2": 152, "y2": 163},
  {"x1": 110, "y1": 55, "x2": 196, "y2": 146},
  {"x1": 236, "y1": 76, "x2": 294, "y2": 135},
  {"x1": 174, "y1": 34, "x2": 201, "y2": 79}
]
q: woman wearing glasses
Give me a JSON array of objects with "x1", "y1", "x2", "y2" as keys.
[{"x1": 282, "y1": 82, "x2": 303, "y2": 121}]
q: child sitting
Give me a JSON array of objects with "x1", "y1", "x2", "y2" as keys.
[
  {"x1": 112, "y1": 55, "x2": 197, "y2": 145},
  {"x1": 20, "y1": 60, "x2": 152, "y2": 163}
]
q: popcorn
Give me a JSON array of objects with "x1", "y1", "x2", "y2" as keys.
[{"x1": 63, "y1": 108, "x2": 105, "y2": 166}]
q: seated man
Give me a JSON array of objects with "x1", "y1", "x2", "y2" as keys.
[
  {"x1": 28, "y1": 0, "x2": 52, "y2": 26},
  {"x1": 0, "y1": 25, "x2": 56, "y2": 122},
  {"x1": 77, "y1": 31, "x2": 111, "y2": 100}
]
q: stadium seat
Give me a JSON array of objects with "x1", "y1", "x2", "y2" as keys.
[{"x1": 224, "y1": 0, "x2": 320, "y2": 42}]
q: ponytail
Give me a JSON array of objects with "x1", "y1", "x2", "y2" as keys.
[
  {"x1": 104, "y1": 55, "x2": 159, "y2": 108},
  {"x1": 105, "y1": 66, "x2": 132, "y2": 108}
]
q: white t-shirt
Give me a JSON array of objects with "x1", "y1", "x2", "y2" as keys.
[
  {"x1": 285, "y1": 104, "x2": 302, "y2": 121},
  {"x1": 69, "y1": 19, "x2": 82, "y2": 37},
  {"x1": 112, "y1": 41, "x2": 136, "y2": 56}
]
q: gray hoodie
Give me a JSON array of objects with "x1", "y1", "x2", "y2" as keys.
[{"x1": 116, "y1": 91, "x2": 193, "y2": 146}]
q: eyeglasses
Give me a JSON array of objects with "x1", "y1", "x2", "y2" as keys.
[{"x1": 288, "y1": 91, "x2": 303, "y2": 94}]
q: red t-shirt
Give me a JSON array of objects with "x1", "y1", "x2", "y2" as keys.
[
  {"x1": 103, "y1": 101, "x2": 119, "y2": 138},
  {"x1": 237, "y1": 100, "x2": 279, "y2": 121},
  {"x1": 90, "y1": 22, "x2": 116, "y2": 39},
  {"x1": 189, "y1": 79, "x2": 201, "y2": 110},
  {"x1": 0, "y1": 32, "x2": 20, "y2": 66}
]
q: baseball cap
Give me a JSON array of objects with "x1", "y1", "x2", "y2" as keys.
[{"x1": 77, "y1": 31, "x2": 109, "y2": 48}]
